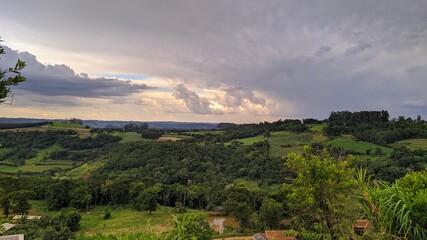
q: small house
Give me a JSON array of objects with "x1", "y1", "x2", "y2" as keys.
[
  {"x1": 0, "y1": 234, "x2": 24, "y2": 240},
  {"x1": 0, "y1": 223, "x2": 16, "y2": 235},
  {"x1": 12, "y1": 215, "x2": 41, "y2": 221},
  {"x1": 353, "y1": 219, "x2": 371, "y2": 236},
  {"x1": 254, "y1": 230, "x2": 296, "y2": 240}
]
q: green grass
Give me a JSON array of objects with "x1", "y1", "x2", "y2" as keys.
[
  {"x1": 226, "y1": 131, "x2": 316, "y2": 157},
  {"x1": 392, "y1": 138, "x2": 427, "y2": 151},
  {"x1": 182, "y1": 130, "x2": 224, "y2": 135},
  {"x1": 0, "y1": 144, "x2": 74, "y2": 173},
  {"x1": 52, "y1": 122, "x2": 86, "y2": 129},
  {"x1": 308, "y1": 124, "x2": 325, "y2": 133},
  {"x1": 0, "y1": 123, "x2": 91, "y2": 138},
  {"x1": 67, "y1": 160, "x2": 105, "y2": 178},
  {"x1": 0, "y1": 162, "x2": 73, "y2": 173},
  {"x1": 28, "y1": 200, "x2": 175, "y2": 236},
  {"x1": 161, "y1": 133, "x2": 193, "y2": 139},
  {"x1": 28, "y1": 200, "x2": 51, "y2": 216},
  {"x1": 269, "y1": 131, "x2": 314, "y2": 157},
  {"x1": 26, "y1": 144, "x2": 63, "y2": 164},
  {"x1": 326, "y1": 136, "x2": 393, "y2": 155},
  {"x1": 113, "y1": 132, "x2": 152, "y2": 143},
  {"x1": 78, "y1": 205, "x2": 204, "y2": 236},
  {"x1": 229, "y1": 135, "x2": 266, "y2": 145},
  {"x1": 269, "y1": 131, "x2": 313, "y2": 146},
  {"x1": 270, "y1": 145, "x2": 304, "y2": 157}
]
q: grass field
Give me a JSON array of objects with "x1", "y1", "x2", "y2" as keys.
[
  {"x1": 79, "y1": 205, "x2": 176, "y2": 236},
  {"x1": 114, "y1": 132, "x2": 153, "y2": 143},
  {"x1": 182, "y1": 130, "x2": 224, "y2": 135},
  {"x1": 0, "y1": 123, "x2": 92, "y2": 138},
  {"x1": 269, "y1": 131, "x2": 313, "y2": 146},
  {"x1": 157, "y1": 133, "x2": 193, "y2": 142},
  {"x1": 0, "y1": 144, "x2": 74, "y2": 173},
  {"x1": 52, "y1": 122, "x2": 86, "y2": 129},
  {"x1": 226, "y1": 131, "x2": 316, "y2": 157},
  {"x1": 228, "y1": 135, "x2": 266, "y2": 145},
  {"x1": 269, "y1": 131, "x2": 314, "y2": 157},
  {"x1": 162, "y1": 133, "x2": 193, "y2": 139},
  {"x1": 308, "y1": 124, "x2": 325, "y2": 133},
  {"x1": 392, "y1": 138, "x2": 427, "y2": 151},
  {"x1": 67, "y1": 160, "x2": 105, "y2": 179},
  {"x1": 326, "y1": 136, "x2": 393, "y2": 154},
  {"x1": 0, "y1": 162, "x2": 73, "y2": 173},
  {"x1": 27, "y1": 200, "x2": 178, "y2": 236}
]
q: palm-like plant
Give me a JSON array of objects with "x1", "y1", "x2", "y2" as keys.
[{"x1": 355, "y1": 169, "x2": 427, "y2": 239}]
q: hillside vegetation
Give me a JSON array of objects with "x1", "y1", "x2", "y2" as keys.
[{"x1": 0, "y1": 111, "x2": 426, "y2": 239}]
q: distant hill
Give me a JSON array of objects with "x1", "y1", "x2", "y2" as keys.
[{"x1": 0, "y1": 118, "x2": 219, "y2": 130}]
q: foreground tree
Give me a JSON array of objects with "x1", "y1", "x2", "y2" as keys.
[
  {"x1": 286, "y1": 146, "x2": 357, "y2": 240},
  {"x1": 168, "y1": 212, "x2": 213, "y2": 240},
  {"x1": 0, "y1": 37, "x2": 26, "y2": 103}
]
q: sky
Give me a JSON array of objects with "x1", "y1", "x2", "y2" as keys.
[{"x1": 1, "y1": 0, "x2": 427, "y2": 123}]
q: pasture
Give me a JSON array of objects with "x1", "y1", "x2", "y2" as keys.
[
  {"x1": 326, "y1": 136, "x2": 393, "y2": 154},
  {"x1": 392, "y1": 138, "x2": 427, "y2": 151},
  {"x1": 0, "y1": 144, "x2": 74, "y2": 173}
]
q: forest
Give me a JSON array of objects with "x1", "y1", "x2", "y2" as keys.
[{"x1": 0, "y1": 111, "x2": 426, "y2": 240}]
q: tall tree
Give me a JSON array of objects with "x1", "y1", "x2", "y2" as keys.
[
  {"x1": 9, "y1": 190, "x2": 35, "y2": 215},
  {"x1": 286, "y1": 146, "x2": 357, "y2": 240},
  {"x1": 259, "y1": 198, "x2": 283, "y2": 229},
  {"x1": 135, "y1": 188, "x2": 158, "y2": 214},
  {"x1": 46, "y1": 182, "x2": 69, "y2": 210}
]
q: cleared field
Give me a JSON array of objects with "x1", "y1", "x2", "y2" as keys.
[
  {"x1": 113, "y1": 132, "x2": 152, "y2": 143},
  {"x1": 326, "y1": 137, "x2": 393, "y2": 154},
  {"x1": 79, "y1": 205, "x2": 175, "y2": 236},
  {"x1": 392, "y1": 138, "x2": 427, "y2": 151},
  {"x1": 183, "y1": 130, "x2": 224, "y2": 135},
  {"x1": 228, "y1": 135, "x2": 265, "y2": 145},
  {"x1": 28, "y1": 200, "x2": 51, "y2": 216},
  {"x1": 0, "y1": 123, "x2": 91, "y2": 138},
  {"x1": 26, "y1": 144, "x2": 63, "y2": 164},
  {"x1": 227, "y1": 131, "x2": 315, "y2": 157},
  {"x1": 0, "y1": 161, "x2": 74, "y2": 173},
  {"x1": 157, "y1": 134, "x2": 193, "y2": 142},
  {"x1": 308, "y1": 124, "x2": 325, "y2": 133},
  {"x1": 270, "y1": 145, "x2": 303, "y2": 157},
  {"x1": 27, "y1": 200, "x2": 179, "y2": 236},
  {"x1": 52, "y1": 122, "x2": 86, "y2": 129},
  {"x1": 67, "y1": 160, "x2": 105, "y2": 179},
  {"x1": 269, "y1": 131, "x2": 313, "y2": 146},
  {"x1": 0, "y1": 144, "x2": 74, "y2": 173}
]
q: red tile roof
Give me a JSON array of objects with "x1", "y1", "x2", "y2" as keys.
[{"x1": 264, "y1": 230, "x2": 296, "y2": 240}]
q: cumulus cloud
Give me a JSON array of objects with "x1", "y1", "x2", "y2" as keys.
[
  {"x1": 173, "y1": 83, "x2": 223, "y2": 115},
  {"x1": 0, "y1": 47, "x2": 154, "y2": 98}
]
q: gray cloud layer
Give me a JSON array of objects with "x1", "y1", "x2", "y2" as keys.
[
  {"x1": 0, "y1": 47, "x2": 153, "y2": 98},
  {"x1": 1, "y1": 0, "x2": 427, "y2": 118}
]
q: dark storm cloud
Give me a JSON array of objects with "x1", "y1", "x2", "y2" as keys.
[
  {"x1": 1, "y1": 0, "x2": 427, "y2": 118},
  {"x1": 0, "y1": 47, "x2": 154, "y2": 98}
]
